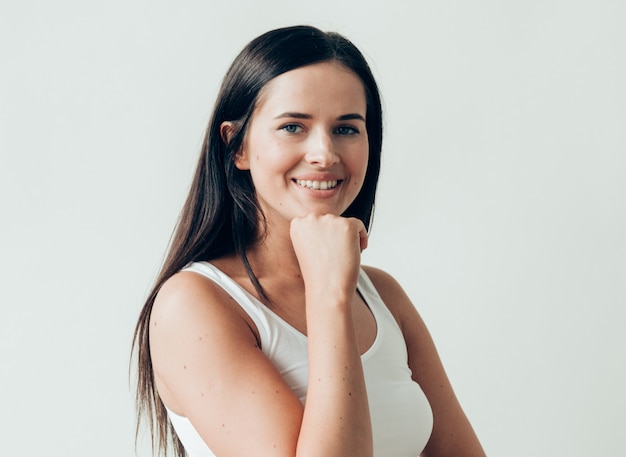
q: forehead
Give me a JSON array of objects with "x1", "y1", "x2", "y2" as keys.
[{"x1": 254, "y1": 61, "x2": 367, "y2": 115}]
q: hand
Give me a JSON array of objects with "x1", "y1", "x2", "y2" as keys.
[{"x1": 290, "y1": 214, "x2": 368, "y2": 298}]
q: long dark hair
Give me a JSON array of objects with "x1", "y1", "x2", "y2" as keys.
[{"x1": 132, "y1": 25, "x2": 383, "y2": 457}]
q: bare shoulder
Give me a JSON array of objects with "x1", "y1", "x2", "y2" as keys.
[
  {"x1": 153, "y1": 269, "x2": 234, "y2": 315},
  {"x1": 361, "y1": 265, "x2": 423, "y2": 334},
  {"x1": 150, "y1": 269, "x2": 256, "y2": 346},
  {"x1": 361, "y1": 264, "x2": 397, "y2": 291}
]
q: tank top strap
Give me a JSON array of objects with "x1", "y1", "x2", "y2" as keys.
[{"x1": 182, "y1": 261, "x2": 276, "y2": 343}]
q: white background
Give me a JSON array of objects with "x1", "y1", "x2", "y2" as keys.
[{"x1": 1, "y1": 1, "x2": 625, "y2": 456}]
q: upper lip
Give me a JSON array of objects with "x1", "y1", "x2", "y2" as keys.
[{"x1": 291, "y1": 173, "x2": 343, "y2": 182}]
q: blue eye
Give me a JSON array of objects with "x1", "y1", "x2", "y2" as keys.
[
  {"x1": 335, "y1": 125, "x2": 359, "y2": 135},
  {"x1": 281, "y1": 124, "x2": 303, "y2": 133}
]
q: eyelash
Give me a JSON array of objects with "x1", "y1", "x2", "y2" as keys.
[
  {"x1": 280, "y1": 124, "x2": 360, "y2": 135},
  {"x1": 335, "y1": 125, "x2": 360, "y2": 135},
  {"x1": 281, "y1": 124, "x2": 303, "y2": 134}
]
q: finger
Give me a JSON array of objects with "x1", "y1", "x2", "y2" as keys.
[
  {"x1": 359, "y1": 226, "x2": 368, "y2": 251},
  {"x1": 349, "y1": 218, "x2": 368, "y2": 251}
]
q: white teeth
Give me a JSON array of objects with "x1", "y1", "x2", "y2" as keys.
[{"x1": 296, "y1": 179, "x2": 338, "y2": 190}]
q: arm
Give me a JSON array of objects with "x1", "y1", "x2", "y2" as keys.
[
  {"x1": 149, "y1": 215, "x2": 372, "y2": 457},
  {"x1": 291, "y1": 214, "x2": 373, "y2": 456},
  {"x1": 150, "y1": 272, "x2": 305, "y2": 456},
  {"x1": 362, "y1": 266, "x2": 486, "y2": 457}
]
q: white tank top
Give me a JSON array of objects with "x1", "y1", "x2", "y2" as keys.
[{"x1": 166, "y1": 261, "x2": 433, "y2": 456}]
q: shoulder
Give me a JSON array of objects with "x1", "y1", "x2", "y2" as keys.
[
  {"x1": 361, "y1": 265, "x2": 404, "y2": 296},
  {"x1": 152, "y1": 269, "x2": 237, "y2": 327},
  {"x1": 361, "y1": 265, "x2": 421, "y2": 335},
  {"x1": 150, "y1": 268, "x2": 260, "y2": 363}
]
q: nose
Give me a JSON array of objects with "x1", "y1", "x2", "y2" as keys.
[{"x1": 305, "y1": 129, "x2": 339, "y2": 167}]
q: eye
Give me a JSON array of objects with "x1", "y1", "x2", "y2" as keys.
[
  {"x1": 281, "y1": 124, "x2": 304, "y2": 134},
  {"x1": 335, "y1": 125, "x2": 360, "y2": 135}
]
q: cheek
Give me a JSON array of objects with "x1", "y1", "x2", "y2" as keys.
[
  {"x1": 353, "y1": 148, "x2": 370, "y2": 191},
  {"x1": 344, "y1": 150, "x2": 369, "y2": 193},
  {"x1": 354, "y1": 143, "x2": 370, "y2": 176}
]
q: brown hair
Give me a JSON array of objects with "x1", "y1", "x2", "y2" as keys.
[{"x1": 131, "y1": 25, "x2": 383, "y2": 456}]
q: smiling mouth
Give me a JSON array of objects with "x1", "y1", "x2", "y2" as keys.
[{"x1": 294, "y1": 179, "x2": 340, "y2": 190}]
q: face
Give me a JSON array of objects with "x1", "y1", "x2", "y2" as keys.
[{"x1": 226, "y1": 61, "x2": 369, "y2": 228}]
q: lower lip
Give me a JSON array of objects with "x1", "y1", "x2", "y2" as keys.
[{"x1": 292, "y1": 180, "x2": 343, "y2": 198}]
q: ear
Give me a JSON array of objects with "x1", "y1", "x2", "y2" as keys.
[
  {"x1": 219, "y1": 121, "x2": 236, "y2": 145},
  {"x1": 220, "y1": 121, "x2": 250, "y2": 170}
]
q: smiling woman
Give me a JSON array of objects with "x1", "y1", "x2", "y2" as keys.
[
  {"x1": 228, "y1": 62, "x2": 369, "y2": 224},
  {"x1": 132, "y1": 25, "x2": 485, "y2": 457}
]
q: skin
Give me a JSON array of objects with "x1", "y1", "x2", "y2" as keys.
[{"x1": 149, "y1": 62, "x2": 485, "y2": 457}]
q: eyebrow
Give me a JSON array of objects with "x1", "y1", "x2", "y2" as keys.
[{"x1": 274, "y1": 112, "x2": 366, "y2": 122}]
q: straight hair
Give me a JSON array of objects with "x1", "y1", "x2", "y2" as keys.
[{"x1": 131, "y1": 25, "x2": 383, "y2": 457}]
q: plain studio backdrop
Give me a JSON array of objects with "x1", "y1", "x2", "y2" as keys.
[{"x1": 1, "y1": 1, "x2": 624, "y2": 456}]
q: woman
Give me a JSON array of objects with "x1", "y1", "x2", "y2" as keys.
[{"x1": 133, "y1": 25, "x2": 485, "y2": 457}]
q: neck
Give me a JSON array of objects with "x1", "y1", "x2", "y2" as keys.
[{"x1": 245, "y1": 217, "x2": 302, "y2": 280}]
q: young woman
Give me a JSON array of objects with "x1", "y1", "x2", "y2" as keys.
[{"x1": 133, "y1": 25, "x2": 485, "y2": 457}]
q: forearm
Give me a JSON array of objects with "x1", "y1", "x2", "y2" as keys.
[{"x1": 295, "y1": 292, "x2": 373, "y2": 457}]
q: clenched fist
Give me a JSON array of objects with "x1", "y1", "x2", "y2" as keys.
[{"x1": 290, "y1": 214, "x2": 368, "y2": 301}]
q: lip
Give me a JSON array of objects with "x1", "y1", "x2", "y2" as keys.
[
  {"x1": 292, "y1": 173, "x2": 343, "y2": 182},
  {"x1": 291, "y1": 174, "x2": 344, "y2": 196}
]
